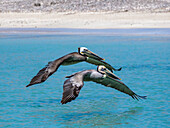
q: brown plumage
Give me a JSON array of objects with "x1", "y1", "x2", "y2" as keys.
[
  {"x1": 26, "y1": 48, "x2": 122, "y2": 87},
  {"x1": 26, "y1": 52, "x2": 85, "y2": 87},
  {"x1": 61, "y1": 66, "x2": 146, "y2": 104}
]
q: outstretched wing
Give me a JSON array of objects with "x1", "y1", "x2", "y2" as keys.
[
  {"x1": 61, "y1": 77, "x2": 84, "y2": 104},
  {"x1": 86, "y1": 57, "x2": 122, "y2": 72},
  {"x1": 26, "y1": 54, "x2": 73, "y2": 87},
  {"x1": 92, "y1": 76, "x2": 146, "y2": 100}
]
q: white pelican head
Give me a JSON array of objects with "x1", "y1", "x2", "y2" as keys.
[
  {"x1": 97, "y1": 65, "x2": 121, "y2": 80},
  {"x1": 78, "y1": 47, "x2": 104, "y2": 61}
]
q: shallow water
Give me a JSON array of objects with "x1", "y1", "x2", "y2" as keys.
[{"x1": 0, "y1": 33, "x2": 170, "y2": 127}]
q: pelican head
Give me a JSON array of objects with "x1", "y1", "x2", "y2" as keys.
[
  {"x1": 78, "y1": 47, "x2": 104, "y2": 61},
  {"x1": 97, "y1": 65, "x2": 121, "y2": 80}
]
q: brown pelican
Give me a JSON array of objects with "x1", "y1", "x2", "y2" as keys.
[
  {"x1": 26, "y1": 47, "x2": 122, "y2": 87},
  {"x1": 61, "y1": 65, "x2": 146, "y2": 104}
]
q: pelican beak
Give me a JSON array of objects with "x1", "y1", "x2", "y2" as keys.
[
  {"x1": 105, "y1": 68, "x2": 121, "y2": 80},
  {"x1": 83, "y1": 50, "x2": 105, "y2": 61}
]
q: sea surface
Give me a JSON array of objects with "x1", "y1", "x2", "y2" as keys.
[{"x1": 0, "y1": 29, "x2": 170, "y2": 128}]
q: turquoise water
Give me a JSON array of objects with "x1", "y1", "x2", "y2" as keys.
[{"x1": 0, "y1": 32, "x2": 170, "y2": 127}]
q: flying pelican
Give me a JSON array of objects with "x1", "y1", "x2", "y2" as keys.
[
  {"x1": 61, "y1": 65, "x2": 146, "y2": 104},
  {"x1": 26, "y1": 47, "x2": 122, "y2": 87}
]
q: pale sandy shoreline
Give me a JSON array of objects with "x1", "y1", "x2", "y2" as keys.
[
  {"x1": 0, "y1": 28, "x2": 170, "y2": 36},
  {"x1": 0, "y1": 12, "x2": 170, "y2": 29}
]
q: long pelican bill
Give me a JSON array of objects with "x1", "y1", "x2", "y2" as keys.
[
  {"x1": 86, "y1": 57, "x2": 121, "y2": 72},
  {"x1": 82, "y1": 49, "x2": 104, "y2": 61},
  {"x1": 105, "y1": 68, "x2": 121, "y2": 80}
]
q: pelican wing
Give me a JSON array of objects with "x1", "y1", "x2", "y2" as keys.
[
  {"x1": 26, "y1": 53, "x2": 75, "y2": 87},
  {"x1": 86, "y1": 57, "x2": 122, "y2": 72},
  {"x1": 92, "y1": 76, "x2": 146, "y2": 100},
  {"x1": 61, "y1": 78, "x2": 84, "y2": 104}
]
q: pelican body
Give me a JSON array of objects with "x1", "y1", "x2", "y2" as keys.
[
  {"x1": 61, "y1": 65, "x2": 146, "y2": 104},
  {"x1": 26, "y1": 47, "x2": 121, "y2": 87}
]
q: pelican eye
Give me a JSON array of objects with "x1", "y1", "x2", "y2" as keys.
[
  {"x1": 82, "y1": 49, "x2": 88, "y2": 53},
  {"x1": 101, "y1": 68, "x2": 106, "y2": 71}
]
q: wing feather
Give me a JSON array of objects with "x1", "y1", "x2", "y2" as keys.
[
  {"x1": 92, "y1": 76, "x2": 146, "y2": 100},
  {"x1": 26, "y1": 54, "x2": 73, "y2": 87},
  {"x1": 61, "y1": 78, "x2": 84, "y2": 104}
]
